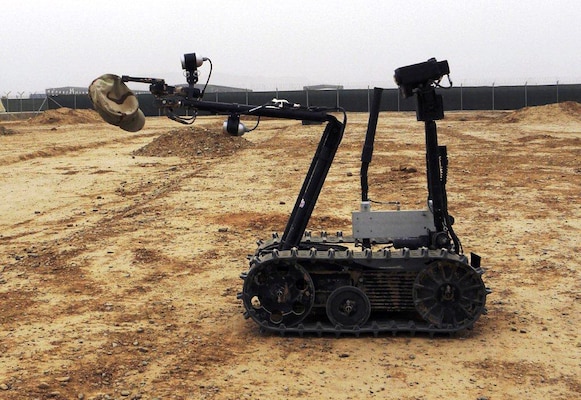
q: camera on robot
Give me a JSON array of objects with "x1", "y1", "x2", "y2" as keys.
[{"x1": 394, "y1": 58, "x2": 450, "y2": 98}]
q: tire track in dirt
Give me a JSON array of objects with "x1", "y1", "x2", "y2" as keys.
[
  {"x1": 3, "y1": 124, "x2": 242, "y2": 318},
  {"x1": 0, "y1": 129, "x2": 259, "y2": 398},
  {"x1": 2, "y1": 163, "x2": 203, "y2": 332},
  {"x1": 0, "y1": 131, "x2": 161, "y2": 167}
]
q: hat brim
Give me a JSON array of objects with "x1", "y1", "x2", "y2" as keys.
[{"x1": 119, "y1": 108, "x2": 145, "y2": 132}]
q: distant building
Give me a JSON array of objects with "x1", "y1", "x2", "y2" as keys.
[
  {"x1": 45, "y1": 87, "x2": 91, "y2": 96},
  {"x1": 193, "y1": 84, "x2": 250, "y2": 93},
  {"x1": 303, "y1": 84, "x2": 344, "y2": 91}
]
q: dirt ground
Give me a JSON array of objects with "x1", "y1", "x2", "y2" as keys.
[{"x1": 0, "y1": 103, "x2": 579, "y2": 400}]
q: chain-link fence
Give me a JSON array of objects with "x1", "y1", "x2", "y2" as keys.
[{"x1": 2, "y1": 83, "x2": 580, "y2": 115}]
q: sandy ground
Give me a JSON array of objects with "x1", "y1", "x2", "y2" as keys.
[{"x1": 0, "y1": 104, "x2": 579, "y2": 399}]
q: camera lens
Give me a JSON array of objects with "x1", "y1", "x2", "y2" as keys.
[{"x1": 181, "y1": 53, "x2": 197, "y2": 71}]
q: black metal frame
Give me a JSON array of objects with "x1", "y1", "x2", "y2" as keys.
[
  {"x1": 122, "y1": 74, "x2": 345, "y2": 251},
  {"x1": 359, "y1": 65, "x2": 461, "y2": 253}
]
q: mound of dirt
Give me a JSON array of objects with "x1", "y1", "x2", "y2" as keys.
[
  {"x1": 0, "y1": 125, "x2": 17, "y2": 135},
  {"x1": 30, "y1": 107, "x2": 104, "y2": 125},
  {"x1": 502, "y1": 101, "x2": 581, "y2": 123},
  {"x1": 133, "y1": 126, "x2": 253, "y2": 158}
]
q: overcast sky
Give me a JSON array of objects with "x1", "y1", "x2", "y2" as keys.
[{"x1": 1, "y1": 0, "x2": 580, "y2": 95}]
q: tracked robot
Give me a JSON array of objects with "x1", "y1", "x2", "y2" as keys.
[{"x1": 90, "y1": 53, "x2": 489, "y2": 336}]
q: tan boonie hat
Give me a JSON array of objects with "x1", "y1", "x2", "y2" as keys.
[{"x1": 89, "y1": 74, "x2": 145, "y2": 132}]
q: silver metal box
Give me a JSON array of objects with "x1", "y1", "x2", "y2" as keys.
[{"x1": 352, "y1": 209, "x2": 435, "y2": 240}]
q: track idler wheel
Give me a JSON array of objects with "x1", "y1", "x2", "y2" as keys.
[
  {"x1": 242, "y1": 262, "x2": 314, "y2": 328},
  {"x1": 413, "y1": 260, "x2": 487, "y2": 329},
  {"x1": 326, "y1": 286, "x2": 371, "y2": 328}
]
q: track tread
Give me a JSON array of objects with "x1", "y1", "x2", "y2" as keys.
[{"x1": 240, "y1": 233, "x2": 489, "y2": 337}]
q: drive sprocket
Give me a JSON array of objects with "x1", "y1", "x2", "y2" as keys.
[{"x1": 412, "y1": 260, "x2": 487, "y2": 329}]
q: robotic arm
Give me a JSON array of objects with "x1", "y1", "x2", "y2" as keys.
[
  {"x1": 90, "y1": 53, "x2": 341, "y2": 135},
  {"x1": 89, "y1": 53, "x2": 346, "y2": 250},
  {"x1": 395, "y1": 58, "x2": 461, "y2": 253}
]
